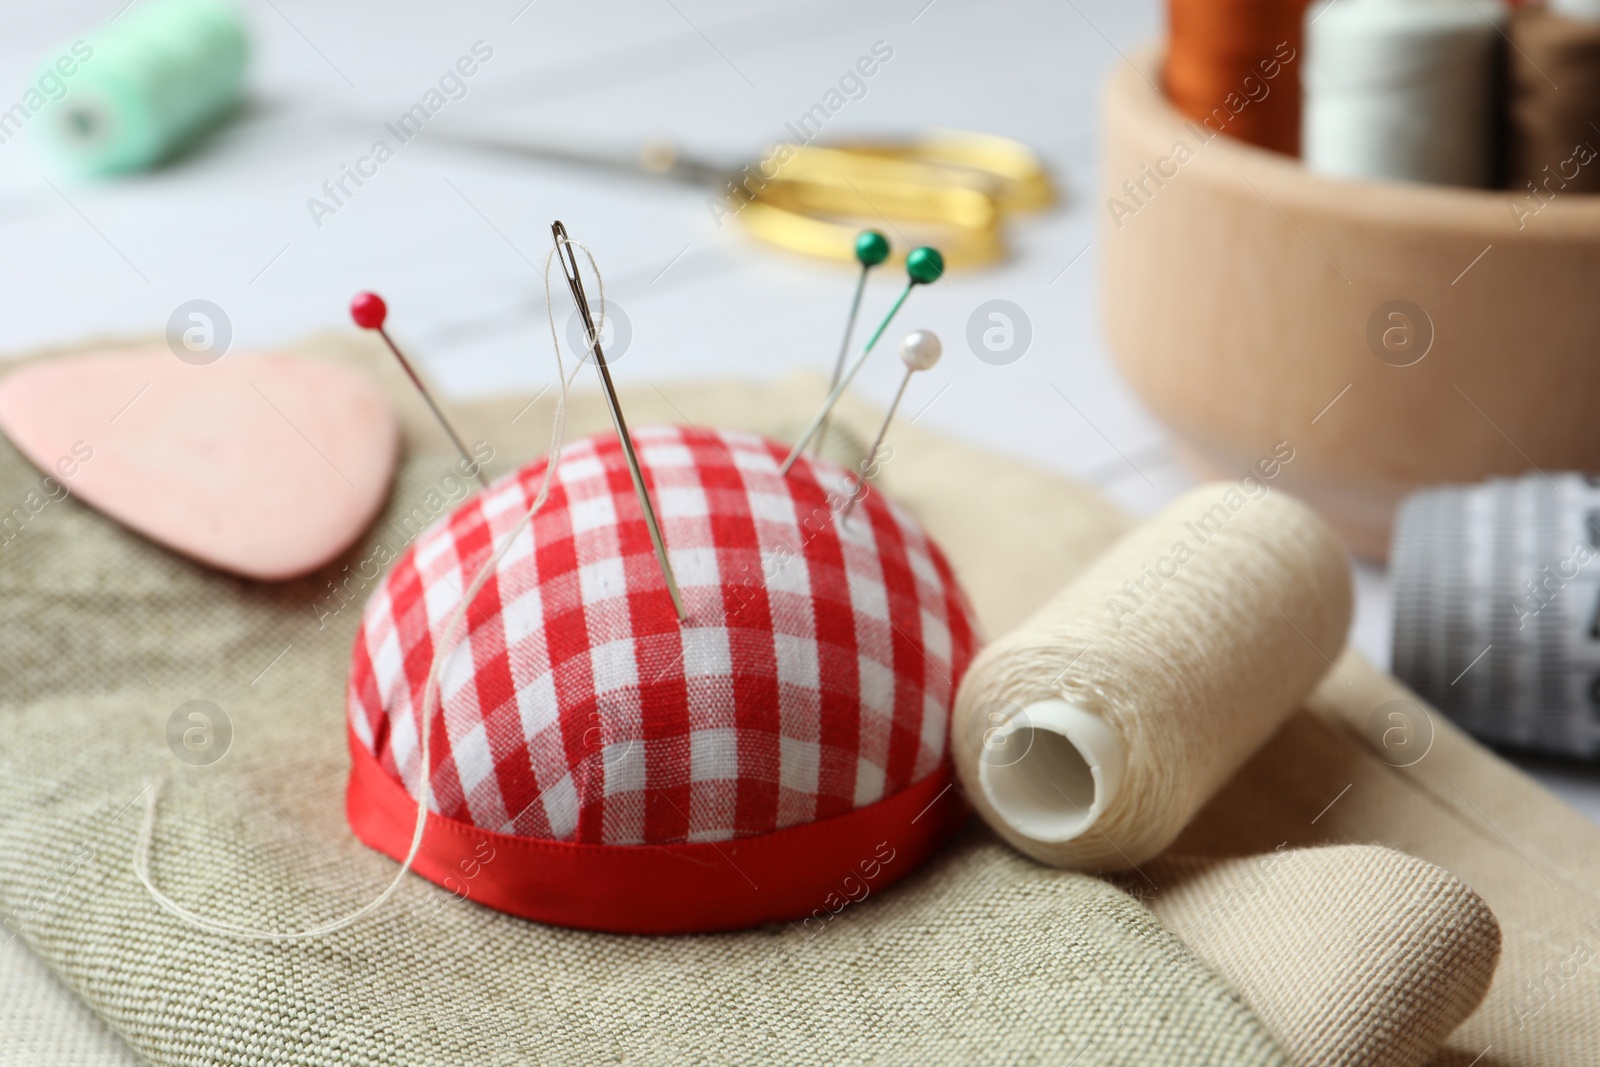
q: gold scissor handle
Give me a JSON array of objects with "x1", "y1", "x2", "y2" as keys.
[
  {"x1": 829, "y1": 129, "x2": 1057, "y2": 214},
  {"x1": 731, "y1": 130, "x2": 1055, "y2": 269}
]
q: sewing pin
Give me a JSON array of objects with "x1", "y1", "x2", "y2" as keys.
[
  {"x1": 551, "y1": 221, "x2": 687, "y2": 623},
  {"x1": 814, "y1": 230, "x2": 890, "y2": 457},
  {"x1": 779, "y1": 246, "x2": 944, "y2": 476},
  {"x1": 843, "y1": 329, "x2": 941, "y2": 520},
  {"x1": 350, "y1": 291, "x2": 489, "y2": 491}
]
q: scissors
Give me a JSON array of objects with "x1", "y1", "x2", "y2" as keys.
[{"x1": 425, "y1": 126, "x2": 1056, "y2": 268}]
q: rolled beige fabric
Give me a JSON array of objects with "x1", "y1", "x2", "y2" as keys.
[
  {"x1": 952, "y1": 482, "x2": 1352, "y2": 870},
  {"x1": 1136, "y1": 845, "x2": 1502, "y2": 1067}
]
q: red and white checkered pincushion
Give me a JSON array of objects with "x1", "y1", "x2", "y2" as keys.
[{"x1": 345, "y1": 425, "x2": 979, "y2": 933}]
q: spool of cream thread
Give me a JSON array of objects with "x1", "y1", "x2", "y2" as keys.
[
  {"x1": 1302, "y1": 0, "x2": 1507, "y2": 187},
  {"x1": 1505, "y1": 1, "x2": 1600, "y2": 195},
  {"x1": 951, "y1": 483, "x2": 1352, "y2": 871},
  {"x1": 36, "y1": 0, "x2": 248, "y2": 177}
]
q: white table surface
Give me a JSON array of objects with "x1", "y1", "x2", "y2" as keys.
[{"x1": 1, "y1": 0, "x2": 1597, "y2": 1060}]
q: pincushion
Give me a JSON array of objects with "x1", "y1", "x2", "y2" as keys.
[{"x1": 345, "y1": 425, "x2": 980, "y2": 933}]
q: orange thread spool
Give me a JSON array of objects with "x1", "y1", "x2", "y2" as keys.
[{"x1": 1166, "y1": 0, "x2": 1312, "y2": 155}]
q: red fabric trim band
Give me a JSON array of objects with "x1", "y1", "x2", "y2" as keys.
[{"x1": 345, "y1": 727, "x2": 969, "y2": 935}]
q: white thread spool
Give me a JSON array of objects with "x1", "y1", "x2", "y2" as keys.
[
  {"x1": 952, "y1": 482, "x2": 1352, "y2": 870},
  {"x1": 1552, "y1": 0, "x2": 1600, "y2": 21},
  {"x1": 1303, "y1": 0, "x2": 1507, "y2": 187}
]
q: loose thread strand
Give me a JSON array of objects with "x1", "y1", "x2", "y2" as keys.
[{"x1": 132, "y1": 242, "x2": 604, "y2": 940}]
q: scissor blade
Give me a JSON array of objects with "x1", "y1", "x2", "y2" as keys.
[{"x1": 419, "y1": 126, "x2": 730, "y2": 186}]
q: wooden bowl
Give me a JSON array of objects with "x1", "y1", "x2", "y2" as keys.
[{"x1": 1101, "y1": 46, "x2": 1600, "y2": 558}]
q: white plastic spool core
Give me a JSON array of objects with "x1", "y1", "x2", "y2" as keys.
[{"x1": 976, "y1": 699, "x2": 1126, "y2": 843}]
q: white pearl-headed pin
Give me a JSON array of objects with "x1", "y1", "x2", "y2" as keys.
[{"x1": 843, "y1": 329, "x2": 942, "y2": 520}]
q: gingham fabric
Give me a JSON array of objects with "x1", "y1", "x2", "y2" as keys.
[{"x1": 347, "y1": 426, "x2": 980, "y2": 847}]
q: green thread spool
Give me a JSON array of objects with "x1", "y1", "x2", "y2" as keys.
[{"x1": 38, "y1": 0, "x2": 249, "y2": 176}]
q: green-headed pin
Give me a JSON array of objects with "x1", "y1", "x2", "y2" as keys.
[
  {"x1": 781, "y1": 245, "x2": 945, "y2": 476},
  {"x1": 815, "y1": 230, "x2": 892, "y2": 456},
  {"x1": 857, "y1": 229, "x2": 891, "y2": 266},
  {"x1": 905, "y1": 245, "x2": 945, "y2": 285}
]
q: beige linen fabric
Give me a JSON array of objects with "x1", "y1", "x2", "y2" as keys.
[
  {"x1": 1134, "y1": 846, "x2": 1501, "y2": 1067},
  {"x1": 2, "y1": 334, "x2": 1595, "y2": 1064},
  {"x1": 0, "y1": 936, "x2": 143, "y2": 1066},
  {"x1": 0, "y1": 338, "x2": 1285, "y2": 1067}
]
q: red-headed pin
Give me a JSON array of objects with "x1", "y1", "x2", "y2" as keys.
[{"x1": 350, "y1": 291, "x2": 488, "y2": 490}]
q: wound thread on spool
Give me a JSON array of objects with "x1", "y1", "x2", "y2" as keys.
[
  {"x1": 1391, "y1": 472, "x2": 1600, "y2": 760},
  {"x1": 36, "y1": 0, "x2": 248, "y2": 177},
  {"x1": 951, "y1": 483, "x2": 1352, "y2": 871},
  {"x1": 1166, "y1": 0, "x2": 1312, "y2": 155},
  {"x1": 1505, "y1": 4, "x2": 1600, "y2": 197},
  {"x1": 1303, "y1": 0, "x2": 1507, "y2": 188}
]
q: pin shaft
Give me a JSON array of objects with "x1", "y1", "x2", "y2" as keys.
[
  {"x1": 552, "y1": 222, "x2": 687, "y2": 622},
  {"x1": 842, "y1": 367, "x2": 913, "y2": 520},
  {"x1": 374, "y1": 327, "x2": 489, "y2": 490},
  {"x1": 779, "y1": 280, "x2": 915, "y2": 476},
  {"x1": 814, "y1": 264, "x2": 869, "y2": 458}
]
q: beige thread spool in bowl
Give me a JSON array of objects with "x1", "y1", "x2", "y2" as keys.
[{"x1": 1101, "y1": 45, "x2": 1600, "y2": 558}]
